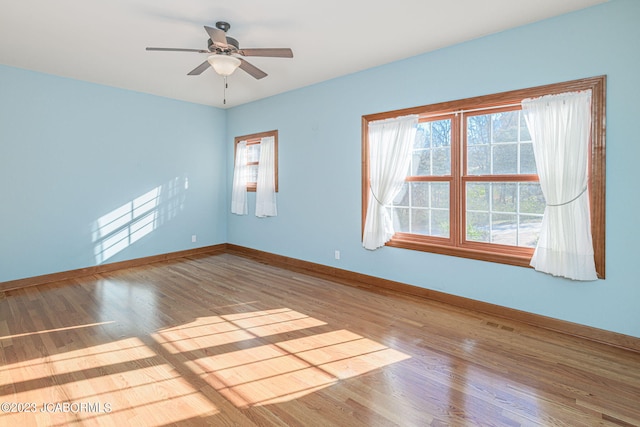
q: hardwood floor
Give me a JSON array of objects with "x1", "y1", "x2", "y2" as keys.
[{"x1": 1, "y1": 253, "x2": 639, "y2": 426}]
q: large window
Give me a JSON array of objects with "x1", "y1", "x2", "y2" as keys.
[{"x1": 362, "y1": 76, "x2": 606, "y2": 277}]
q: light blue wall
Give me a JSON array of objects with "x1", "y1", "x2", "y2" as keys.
[
  {"x1": 226, "y1": 0, "x2": 640, "y2": 338},
  {"x1": 0, "y1": 66, "x2": 228, "y2": 282}
]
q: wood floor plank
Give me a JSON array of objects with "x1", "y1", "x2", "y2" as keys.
[{"x1": 1, "y1": 253, "x2": 639, "y2": 426}]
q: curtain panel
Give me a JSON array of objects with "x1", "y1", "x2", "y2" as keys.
[
  {"x1": 522, "y1": 91, "x2": 597, "y2": 281},
  {"x1": 363, "y1": 115, "x2": 418, "y2": 250},
  {"x1": 231, "y1": 140, "x2": 248, "y2": 215},
  {"x1": 255, "y1": 136, "x2": 277, "y2": 217}
]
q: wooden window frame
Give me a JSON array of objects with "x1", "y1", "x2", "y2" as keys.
[
  {"x1": 362, "y1": 76, "x2": 606, "y2": 278},
  {"x1": 234, "y1": 130, "x2": 279, "y2": 193}
]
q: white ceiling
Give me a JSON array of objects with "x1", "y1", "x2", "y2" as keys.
[{"x1": 0, "y1": 0, "x2": 607, "y2": 108}]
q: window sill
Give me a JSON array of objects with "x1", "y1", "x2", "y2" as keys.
[{"x1": 387, "y1": 234, "x2": 534, "y2": 269}]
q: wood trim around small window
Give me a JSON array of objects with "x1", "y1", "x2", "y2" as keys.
[
  {"x1": 362, "y1": 76, "x2": 606, "y2": 278},
  {"x1": 234, "y1": 130, "x2": 279, "y2": 193}
]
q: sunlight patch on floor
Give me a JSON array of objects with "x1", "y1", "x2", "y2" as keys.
[
  {"x1": 1, "y1": 336, "x2": 220, "y2": 426},
  {"x1": 155, "y1": 310, "x2": 410, "y2": 408},
  {"x1": 1, "y1": 308, "x2": 409, "y2": 425}
]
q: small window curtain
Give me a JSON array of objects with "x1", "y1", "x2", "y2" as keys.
[
  {"x1": 363, "y1": 115, "x2": 418, "y2": 250},
  {"x1": 255, "y1": 136, "x2": 277, "y2": 217},
  {"x1": 231, "y1": 140, "x2": 248, "y2": 215},
  {"x1": 522, "y1": 91, "x2": 597, "y2": 281}
]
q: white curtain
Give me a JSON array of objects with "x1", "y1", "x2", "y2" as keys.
[
  {"x1": 363, "y1": 115, "x2": 418, "y2": 250},
  {"x1": 255, "y1": 136, "x2": 277, "y2": 217},
  {"x1": 522, "y1": 91, "x2": 597, "y2": 280},
  {"x1": 231, "y1": 140, "x2": 248, "y2": 215}
]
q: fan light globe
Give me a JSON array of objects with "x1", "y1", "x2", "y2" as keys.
[{"x1": 208, "y1": 55, "x2": 241, "y2": 76}]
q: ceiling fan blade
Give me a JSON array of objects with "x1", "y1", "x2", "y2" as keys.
[
  {"x1": 204, "y1": 25, "x2": 228, "y2": 48},
  {"x1": 238, "y1": 59, "x2": 268, "y2": 79},
  {"x1": 146, "y1": 47, "x2": 209, "y2": 53},
  {"x1": 187, "y1": 60, "x2": 211, "y2": 76},
  {"x1": 238, "y1": 48, "x2": 293, "y2": 58}
]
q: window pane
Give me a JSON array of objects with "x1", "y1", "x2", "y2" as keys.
[
  {"x1": 428, "y1": 182, "x2": 450, "y2": 209},
  {"x1": 467, "y1": 110, "x2": 537, "y2": 176},
  {"x1": 468, "y1": 145, "x2": 490, "y2": 175},
  {"x1": 519, "y1": 215, "x2": 542, "y2": 248},
  {"x1": 391, "y1": 182, "x2": 450, "y2": 238},
  {"x1": 412, "y1": 120, "x2": 451, "y2": 176},
  {"x1": 392, "y1": 207, "x2": 410, "y2": 232},
  {"x1": 431, "y1": 209, "x2": 450, "y2": 238},
  {"x1": 411, "y1": 209, "x2": 430, "y2": 235},
  {"x1": 467, "y1": 115, "x2": 490, "y2": 145},
  {"x1": 492, "y1": 111, "x2": 519, "y2": 143},
  {"x1": 248, "y1": 165, "x2": 259, "y2": 183},
  {"x1": 467, "y1": 183, "x2": 489, "y2": 211},
  {"x1": 490, "y1": 214, "x2": 542, "y2": 248},
  {"x1": 466, "y1": 182, "x2": 543, "y2": 247},
  {"x1": 412, "y1": 150, "x2": 432, "y2": 176},
  {"x1": 491, "y1": 213, "x2": 518, "y2": 246},
  {"x1": 432, "y1": 120, "x2": 452, "y2": 147},
  {"x1": 415, "y1": 123, "x2": 431, "y2": 149},
  {"x1": 247, "y1": 144, "x2": 261, "y2": 162},
  {"x1": 410, "y1": 182, "x2": 450, "y2": 238},
  {"x1": 492, "y1": 144, "x2": 517, "y2": 174},
  {"x1": 432, "y1": 147, "x2": 451, "y2": 175},
  {"x1": 410, "y1": 209, "x2": 450, "y2": 238},
  {"x1": 520, "y1": 143, "x2": 536, "y2": 174},
  {"x1": 492, "y1": 183, "x2": 516, "y2": 212},
  {"x1": 411, "y1": 182, "x2": 429, "y2": 208},
  {"x1": 520, "y1": 183, "x2": 545, "y2": 215},
  {"x1": 520, "y1": 118, "x2": 531, "y2": 141},
  {"x1": 467, "y1": 212, "x2": 490, "y2": 242}
]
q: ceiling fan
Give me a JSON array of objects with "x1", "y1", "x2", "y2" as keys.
[{"x1": 146, "y1": 21, "x2": 293, "y2": 80}]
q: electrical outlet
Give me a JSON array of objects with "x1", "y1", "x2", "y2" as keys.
[
  {"x1": 192, "y1": 235, "x2": 197, "y2": 243},
  {"x1": 334, "y1": 250, "x2": 340, "y2": 260}
]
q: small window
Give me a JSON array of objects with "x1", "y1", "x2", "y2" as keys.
[{"x1": 234, "y1": 130, "x2": 278, "y2": 192}]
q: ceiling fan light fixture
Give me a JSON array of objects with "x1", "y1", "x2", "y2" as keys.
[{"x1": 208, "y1": 55, "x2": 241, "y2": 76}]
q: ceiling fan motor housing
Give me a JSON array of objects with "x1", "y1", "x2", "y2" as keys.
[{"x1": 208, "y1": 36, "x2": 239, "y2": 52}]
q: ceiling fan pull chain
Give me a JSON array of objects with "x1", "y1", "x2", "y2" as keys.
[{"x1": 223, "y1": 75, "x2": 228, "y2": 105}]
